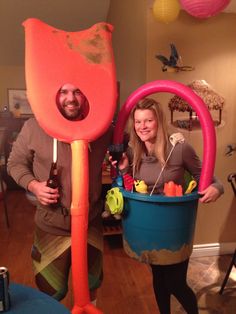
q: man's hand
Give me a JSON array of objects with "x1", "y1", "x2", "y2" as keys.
[
  {"x1": 28, "y1": 180, "x2": 59, "y2": 206},
  {"x1": 198, "y1": 185, "x2": 221, "y2": 203}
]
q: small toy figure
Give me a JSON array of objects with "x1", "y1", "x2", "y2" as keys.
[
  {"x1": 134, "y1": 180, "x2": 148, "y2": 194},
  {"x1": 102, "y1": 187, "x2": 124, "y2": 219},
  {"x1": 164, "y1": 181, "x2": 183, "y2": 197},
  {"x1": 115, "y1": 175, "x2": 123, "y2": 187},
  {"x1": 185, "y1": 180, "x2": 197, "y2": 194},
  {"x1": 123, "y1": 173, "x2": 135, "y2": 191}
]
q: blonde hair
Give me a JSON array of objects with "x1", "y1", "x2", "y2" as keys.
[{"x1": 128, "y1": 98, "x2": 169, "y2": 171}]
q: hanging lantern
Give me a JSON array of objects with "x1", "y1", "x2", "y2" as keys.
[
  {"x1": 153, "y1": 0, "x2": 180, "y2": 24},
  {"x1": 180, "y1": 0, "x2": 231, "y2": 19}
]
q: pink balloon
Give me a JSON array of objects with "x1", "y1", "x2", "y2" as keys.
[
  {"x1": 113, "y1": 80, "x2": 216, "y2": 192},
  {"x1": 180, "y1": 0, "x2": 231, "y2": 19}
]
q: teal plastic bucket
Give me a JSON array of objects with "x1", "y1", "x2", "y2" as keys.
[
  {"x1": 112, "y1": 80, "x2": 217, "y2": 265},
  {"x1": 121, "y1": 189, "x2": 200, "y2": 265}
]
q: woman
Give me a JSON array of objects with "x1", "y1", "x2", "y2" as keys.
[{"x1": 113, "y1": 98, "x2": 223, "y2": 314}]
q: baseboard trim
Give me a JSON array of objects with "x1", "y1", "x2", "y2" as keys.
[{"x1": 192, "y1": 242, "x2": 236, "y2": 258}]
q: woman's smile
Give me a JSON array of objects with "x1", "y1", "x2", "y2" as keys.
[{"x1": 134, "y1": 109, "x2": 158, "y2": 144}]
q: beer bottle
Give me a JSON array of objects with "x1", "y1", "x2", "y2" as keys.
[{"x1": 47, "y1": 162, "x2": 60, "y2": 207}]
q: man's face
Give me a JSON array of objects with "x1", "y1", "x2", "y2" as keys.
[{"x1": 57, "y1": 84, "x2": 86, "y2": 120}]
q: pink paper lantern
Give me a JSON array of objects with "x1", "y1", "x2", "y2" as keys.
[{"x1": 180, "y1": 0, "x2": 231, "y2": 19}]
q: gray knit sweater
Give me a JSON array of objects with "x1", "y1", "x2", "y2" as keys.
[{"x1": 124, "y1": 142, "x2": 224, "y2": 195}]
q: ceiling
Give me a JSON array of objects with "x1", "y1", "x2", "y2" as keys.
[{"x1": 0, "y1": 0, "x2": 110, "y2": 66}]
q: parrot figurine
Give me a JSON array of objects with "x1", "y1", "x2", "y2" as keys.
[
  {"x1": 155, "y1": 43, "x2": 180, "y2": 71},
  {"x1": 155, "y1": 43, "x2": 194, "y2": 72}
]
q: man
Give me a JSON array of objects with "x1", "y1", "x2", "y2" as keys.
[{"x1": 7, "y1": 83, "x2": 113, "y2": 304}]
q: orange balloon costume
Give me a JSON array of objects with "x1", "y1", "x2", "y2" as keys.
[{"x1": 23, "y1": 18, "x2": 117, "y2": 314}]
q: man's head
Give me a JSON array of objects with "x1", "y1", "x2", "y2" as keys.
[{"x1": 56, "y1": 83, "x2": 89, "y2": 120}]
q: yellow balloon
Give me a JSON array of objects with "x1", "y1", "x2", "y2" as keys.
[{"x1": 153, "y1": 0, "x2": 180, "y2": 24}]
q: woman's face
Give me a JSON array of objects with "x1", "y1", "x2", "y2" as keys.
[{"x1": 134, "y1": 109, "x2": 158, "y2": 144}]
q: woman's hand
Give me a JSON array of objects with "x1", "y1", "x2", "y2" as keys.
[
  {"x1": 109, "y1": 152, "x2": 129, "y2": 171},
  {"x1": 198, "y1": 185, "x2": 221, "y2": 203},
  {"x1": 28, "y1": 180, "x2": 59, "y2": 206}
]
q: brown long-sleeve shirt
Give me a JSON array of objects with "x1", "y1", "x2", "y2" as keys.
[{"x1": 7, "y1": 118, "x2": 112, "y2": 235}]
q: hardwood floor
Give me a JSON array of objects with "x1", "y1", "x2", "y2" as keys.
[{"x1": 1, "y1": 190, "x2": 236, "y2": 313}]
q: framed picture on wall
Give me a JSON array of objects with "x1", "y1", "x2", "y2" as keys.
[{"x1": 7, "y1": 88, "x2": 33, "y2": 116}]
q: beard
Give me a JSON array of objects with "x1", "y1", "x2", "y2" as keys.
[{"x1": 59, "y1": 101, "x2": 83, "y2": 120}]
